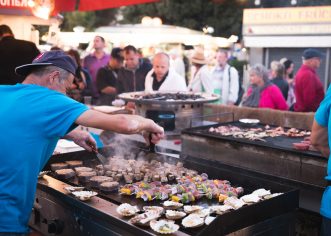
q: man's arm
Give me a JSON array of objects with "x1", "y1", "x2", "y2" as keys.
[
  {"x1": 75, "y1": 110, "x2": 164, "y2": 144},
  {"x1": 63, "y1": 130, "x2": 97, "y2": 152},
  {"x1": 311, "y1": 119, "x2": 330, "y2": 158}
]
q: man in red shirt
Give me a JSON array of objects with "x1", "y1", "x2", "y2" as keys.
[{"x1": 294, "y1": 48, "x2": 325, "y2": 112}]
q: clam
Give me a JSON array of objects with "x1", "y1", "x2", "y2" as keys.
[
  {"x1": 193, "y1": 208, "x2": 210, "y2": 218},
  {"x1": 129, "y1": 210, "x2": 161, "y2": 226},
  {"x1": 182, "y1": 214, "x2": 204, "y2": 228},
  {"x1": 205, "y1": 216, "x2": 216, "y2": 225},
  {"x1": 252, "y1": 188, "x2": 271, "y2": 198},
  {"x1": 143, "y1": 206, "x2": 164, "y2": 215},
  {"x1": 71, "y1": 191, "x2": 97, "y2": 201},
  {"x1": 183, "y1": 205, "x2": 203, "y2": 214},
  {"x1": 116, "y1": 203, "x2": 139, "y2": 217},
  {"x1": 64, "y1": 186, "x2": 84, "y2": 193},
  {"x1": 209, "y1": 205, "x2": 233, "y2": 215},
  {"x1": 165, "y1": 210, "x2": 186, "y2": 220},
  {"x1": 150, "y1": 219, "x2": 179, "y2": 234},
  {"x1": 162, "y1": 201, "x2": 183, "y2": 210},
  {"x1": 224, "y1": 197, "x2": 246, "y2": 210},
  {"x1": 240, "y1": 194, "x2": 261, "y2": 203}
]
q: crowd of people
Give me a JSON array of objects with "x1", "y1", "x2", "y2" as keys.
[
  {"x1": 0, "y1": 23, "x2": 330, "y2": 235},
  {"x1": 0, "y1": 25, "x2": 326, "y2": 113}
]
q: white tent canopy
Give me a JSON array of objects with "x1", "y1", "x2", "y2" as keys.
[{"x1": 58, "y1": 24, "x2": 230, "y2": 48}]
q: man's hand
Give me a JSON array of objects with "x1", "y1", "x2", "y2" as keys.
[
  {"x1": 141, "y1": 118, "x2": 165, "y2": 145},
  {"x1": 64, "y1": 130, "x2": 97, "y2": 152}
]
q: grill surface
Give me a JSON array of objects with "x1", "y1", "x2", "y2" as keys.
[
  {"x1": 30, "y1": 146, "x2": 299, "y2": 236},
  {"x1": 181, "y1": 121, "x2": 327, "y2": 213}
]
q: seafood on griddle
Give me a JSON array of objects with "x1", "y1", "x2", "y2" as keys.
[
  {"x1": 183, "y1": 205, "x2": 203, "y2": 214},
  {"x1": 129, "y1": 210, "x2": 161, "y2": 226},
  {"x1": 116, "y1": 203, "x2": 140, "y2": 217},
  {"x1": 205, "y1": 216, "x2": 216, "y2": 225},
  {"x1": 209, "y1": 124, "x2": 311, "y2": 141},
  {"x1": 182, "y1": 214, "x2": 204, "y2": 228},
  {"x1": 209, "y1": 205, "x2": 234, "y2": 215},
  {"x1": 165, "y1": 210, "x2": 186, "y2": 220},
  {"x1": 162, "y1": 201, "x2": 183, "y2": 209},
  {"x1": 150, "y1": 219, "x2": 180, "y2": 234},
  {"x1": 224, "y1": 196, "x2": 246, "y2": 210},
  {"x1": 143, "y1": 206, "x2": 164, "y2": 215}
]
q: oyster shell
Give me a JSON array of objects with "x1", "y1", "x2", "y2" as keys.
[
  {"x1": 183, "y1": 205, "x2": 203, "y2": 214},
  {"x1": 165, "y1": 210, "x2": 186, "y2": 220},
  {"x1": 205, "y1": 216, "x2": 216, "y2": 225},
  {"x1": 143, "y1": 206, "x2": 164, "y2": 215},
  {"x1": 240, "y1": 194, "x2": 261, "y2": 203},
  {"x1": 116, "y1": 203, "x2": 139, "y2": 217},
  {"x1": 162, "y1": 201, "x2": 183, "y2": 210},
  {"x1": 150, "y1": 219, "x2": 179, "y2": 234},
  {"x1": 252, "y1": 188, "x2": 271, "y2": 198},
  {"x1": 209, "y1": 205, "x2": 234, "y2": 215},
  {"x1": 129, "y1": 210, "x2": 161, "y2": 226},
  {"x1": 64, "y1": 186, "x2": 84, "y2": 193},
  {"x1": 182, "y1": 214, "x2": 204, "y2": 228},
  {"x1": 193, "y1": 208, "x2": 210, "y2": 218},
  {"x1": 224, "y1": 197, "x2": 246, "y2": 210},
  {"x1": 71, "y1": 191, "x2": 97, "y2": 201}
]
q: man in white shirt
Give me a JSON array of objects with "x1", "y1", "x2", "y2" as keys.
[
  {"x1": 145, "y1": 52, "x2": 187, "y2": 92},
  {"x1": 211, "y1": 49, "x2": 239, "y2": 105}
]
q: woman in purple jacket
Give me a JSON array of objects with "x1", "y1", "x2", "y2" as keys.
[{"x1": 242, "y1": 64, "x2": 288, "y2": 111}]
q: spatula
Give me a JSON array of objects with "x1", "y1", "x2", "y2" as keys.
[
  {"x1": 89, "y1": 145, "x2": 108, "y2": 166},
  {"x1": 95, "y1": 151, "x2": 108, "y2": 165}
]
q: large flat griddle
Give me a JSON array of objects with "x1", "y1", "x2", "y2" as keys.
[
  {"x1": 38, "y1": 148, "x2": 299, "y2": 235},
  {"x1": 182, "y1": 121, "x2": 321, "y2": 158}
]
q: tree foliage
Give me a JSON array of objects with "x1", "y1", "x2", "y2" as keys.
[
  {"x1": 120, "y1": 0, "x2": 243, "y2": 38},
  {"x1": 61, "y1": 9, "x2": 117, "y2": 32}
]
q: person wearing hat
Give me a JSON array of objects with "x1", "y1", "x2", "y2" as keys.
[
  {"x1": 0, "y1": 50, "x2": 164, "y2": 235},
  {"x1": 96, "y1": 47, "x2": 124, "y2": 105},
  {"x1": 188, "y1": 49, "x2": 213, "y2": 93},
  {"x1": 294, "y1": 48, "x2": 325, "y2": 112},
  {"x1": 145, "y1": 52, "x2": 187, "y2": 92},
  {"x1": 211, "y1": 49, "x2": 239, "y2": 105}
]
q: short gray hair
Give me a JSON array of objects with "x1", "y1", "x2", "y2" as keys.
[
  {"x1": 249, "y1": 64, "x2": 269, "y2": 83},
  {"x1": 31, "y1": 66, "x2": 71, "y2": 83}
]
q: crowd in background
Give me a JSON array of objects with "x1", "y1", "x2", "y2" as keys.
[{"x1": 0, "y1": 25, "x2": 326, "y2": 113}]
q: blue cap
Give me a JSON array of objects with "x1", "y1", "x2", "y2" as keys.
[
  {"x1": 15, "y1": 50, "x2": 77, "y2": 76},
  {"x1": 302, "y1": 48, "x2": 325, "y2": 60}
]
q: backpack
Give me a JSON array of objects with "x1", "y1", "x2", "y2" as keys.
[{"x1": 229, "y1": 66, "x2": 244, "y2": 105}]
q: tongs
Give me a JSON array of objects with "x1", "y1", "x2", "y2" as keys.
[{"x1": 144, "y1": 133, "x2": 179, "y2": 158}]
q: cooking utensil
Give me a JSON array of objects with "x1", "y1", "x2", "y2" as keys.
[
  {"x1": 144, "y1": 133, "x2": 158, "y2": 159},
  {"x1": 90, "y1": 145, "x2": 108, "y2": 165},
  {"x1": 95, "y1": 151, "x2": 108, "y2": 165},
  {"x1": 142, "y1": 133, "x2": 179, "y2": 158}
]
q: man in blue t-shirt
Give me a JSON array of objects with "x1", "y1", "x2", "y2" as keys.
[
  {"x1": 0, "y1": 50, "x2": 164, "y2": 235},
  {"x1": 311, "y1": 86, "x2": 331, "y2": 235}
]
